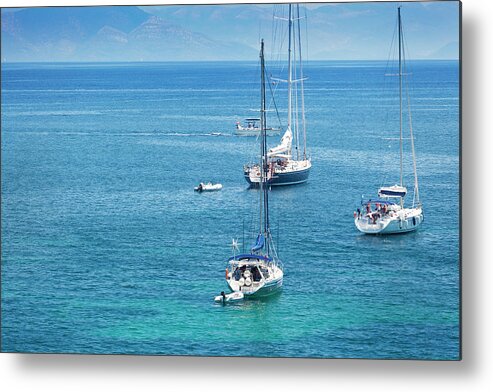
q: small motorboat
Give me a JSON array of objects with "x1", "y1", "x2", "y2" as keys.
[
  {"x1": 214, "y1": 291, "x2": 244, "y2": 303},
  {"x1": 235, "y1": 118, "x2": 280, "y2": 136},
  {"x1": 194, "y1": 182, "x2": 223, "y2": 192}
]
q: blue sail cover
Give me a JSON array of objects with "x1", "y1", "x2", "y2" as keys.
[{"x1": 251, "y1": 234, "x2": 265, "y2": 252}]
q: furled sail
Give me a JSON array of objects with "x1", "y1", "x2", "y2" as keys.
[
  {"x1": 251, "y1": 234, "x2": 265, "y2": 252},
  {"x1": 267, "y1": 128, "x2": 292, "y2": 158}
]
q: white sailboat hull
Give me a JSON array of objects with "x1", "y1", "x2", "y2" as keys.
[{"x1": 355, "y1": 206, "x2": 423, "y2": 235}]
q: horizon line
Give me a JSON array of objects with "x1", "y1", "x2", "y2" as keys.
[{"x1": 1, "y1": 58, "x2": 459, "y2": 64}]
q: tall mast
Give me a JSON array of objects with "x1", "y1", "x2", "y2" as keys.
[
  {"x1": 398, "y1": 7, "x2": 404, "y2": 207},
  {"x1": 287, "y1": 4, "x2": 293, "y2": 158},
  {"x1": 260, "y1": 39, "x2": 270, "y2": 255},
  {"x1": 258, "y1": 41, "x2": 264, "y2": 236},
  {"x1": 297, "y1": 4, "x2": 307, "y2": 160}
]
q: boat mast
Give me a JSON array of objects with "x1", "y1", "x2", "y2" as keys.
[
  {"x1": 287, "y1": 4, "x2": 293, "y2": 159},
  {"x1": 398, "y1": 7, "x2": 404, "y2": 208},
  {"x1": 297, "y1": 4, "x2": 307, "y2": 160},
  {"x1": 258, "y1": 43, "x2": 264, "y2": 238},
  {"x1": 260, "y1": 39, "x2": 270, "y2": 255},
  {"x1": 293, "y1": 22, "x2": 300, "y2": 161}
]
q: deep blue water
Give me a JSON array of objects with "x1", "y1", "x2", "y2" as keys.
[{"x1": 1, "y1": 60, "x2": 459, "y2": 359}]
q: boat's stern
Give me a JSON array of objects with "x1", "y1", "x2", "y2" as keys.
[
  {"x1": 354, "y1": 216, "x2": 391, "y2": 234},
  {"x1": 244, "y1": 164, "x2": 261, "y2": 186},
  {"x1": 226, "y1": 254, "x2": 283, "y2": 297}
]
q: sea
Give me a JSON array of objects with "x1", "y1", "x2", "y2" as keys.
[{"x1": 1, "y1": 60, "x2": 460, "y2": 359}]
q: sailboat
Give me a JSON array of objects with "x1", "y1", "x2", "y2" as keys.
[
  {"x1": 216, "y1": 39, "x2": 283, "y2": 302},
  {"x1": 244, "y1": 3, "x2": 311, "y2": 187},
  {"x1": 354, "y1": 7, "x2": 423, "y2": 235}
]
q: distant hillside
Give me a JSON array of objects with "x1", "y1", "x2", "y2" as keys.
[
  {"x1": 0, "y1": 6, "x2": 257, "y2": 62},
  {"x1": 1, "y1": 3, "x2": 459, "y2": 62},
  {"x1": 140, "y1": 3, "x2": 460, "y2": 61},
  {"x1": 140, "y1": 4, "x2": 274, "y2": 49}
]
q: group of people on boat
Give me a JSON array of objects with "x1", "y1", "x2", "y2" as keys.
[
  {"x1": 274, "y1": 159, "x2": 289, "y2": 170},
  {"x1": 356, "y1": 202, "x2": 395, "y2": 225}
]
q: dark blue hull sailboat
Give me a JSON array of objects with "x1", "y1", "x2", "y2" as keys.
[
  {"x1": 243, "y1": 164, "x2": 310, "y2": 187},
  {"x1": 243, "y1": 4, "x2": 311, "y2": 187}
]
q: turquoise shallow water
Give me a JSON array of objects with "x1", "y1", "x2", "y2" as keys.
[{"x1": 1, "y1": 61, "x2": 459, "y2": 359}]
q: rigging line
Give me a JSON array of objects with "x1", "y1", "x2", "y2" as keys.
[
  {"x1": 266, "y1": 65, "x2": 283, "y2": 129},
  {"x1": 269, "y1": 8, "x2": 284, "y2": 107},
  {"x1": 265, "y1": 35, "x2": 278, "y2": 119},
  {"x1": 294, "y1": 4, "x2": 301, "y2": 161},
  {"x1": 270, "y1": 234, "x2": 279, "y2": 261},
  {"x1": 297, "y1": 3, "x2": 308, "y2": 159},
  {"x1": 250, "y1": 197, "x2": 256, "y2": 249},
  {"x1": 293, "y1": 14, "x2": 300, "y2": 161},
  {"x1": 402, "y1": 20, "x2": 417, "y2": 106},
  {"x1": 287, "y1": 3, "x2": 293, "y2": 157},
  {"x1": 274, "y1": 6, "x2": 288, "y2": 94},
  {"x1": 274, "y1": 208, "x2": 279, "y2": 253},
  {"x1": 384, "y1": 16, "x2": 398, "y2": 76},
  {"x1": 247, "y1": 57, "x2": 262, "y2": 165},
  {"x1": 259, "y1": 41, "x2": 265, "y2": 239},
  {"x1": 384, "y1": 16, "x2": 397, "y2": 83},
  {"x1": 273, "y1": 4, "x2": 285, "y2": 68},
  {"x1": 304, "y1": 5, "x2": 309, "y2": 64},
  {"x1": 270, "y1": 4, "x2": 278, "y2": 64},
  {"x1": 260, "y1": 39, "x2": 270, "y2": 254},
  {"x1": 402, "y1": 26, "x2": 420, "y2": 205},
  {"x1": 400, "y1": 9, "x2": 414, "y2": 180},
  {"x1": 399, "y1": 7, "x2": 403, "y2": 197},
  {"x1": 242, "y1": 218, "x2": 245, "y2": 254},
  {"x1": 381, "y1": 13, "x2": 398, "y2": 186}
]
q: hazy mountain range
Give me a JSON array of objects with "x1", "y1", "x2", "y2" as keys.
[{"x1": 1, "y1": 3, "x2": 459, "y2": 62}]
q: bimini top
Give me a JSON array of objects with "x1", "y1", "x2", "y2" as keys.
[
  {"x1": 378, "y1": 185, "x2": 407, "y2": 198},
  {"x1": 228, "y1": 253, "x2": 272, "y2": 263},
  {"x1": 245, "y1": 118, "x2": 260, "y2": 122}
]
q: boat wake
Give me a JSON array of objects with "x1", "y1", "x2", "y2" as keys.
[{"x1": 4, "y1": 130, "x2": 232, "y2": 137}]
